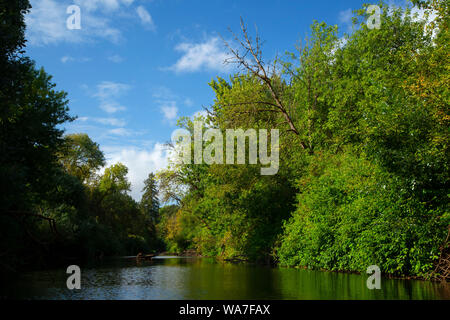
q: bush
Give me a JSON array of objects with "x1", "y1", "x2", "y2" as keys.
[{"x1": 278, "y1": 152, "x2": 448, "y2": 277}]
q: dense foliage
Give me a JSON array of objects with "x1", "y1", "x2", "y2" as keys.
[
  {"x1": 0, "y1": 1, "x2": 162, "y2": 272},
  {"x1": 0, "y1": 1, "x2": 448, "y2": 280},
  {"x1": 156, "y1": 1, "x2": 449, "y2": 278}
]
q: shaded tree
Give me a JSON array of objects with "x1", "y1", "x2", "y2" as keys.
[{"x1": 140, "y1": 173, "x2": 160, "y2": 224}]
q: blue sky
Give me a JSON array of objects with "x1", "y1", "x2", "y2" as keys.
[{"x1": 24, "y1": 0, "x2": 413, "y2": 199}]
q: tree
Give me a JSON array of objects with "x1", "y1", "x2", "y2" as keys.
[
  {"x1": 140, "y1": 173, "x2": 160, "y2": 224},
  {"x1": 96, "y1": 163, "x2": 131, "y2": 197},
  {"x1": 0, "y1": 0, "x2": 30, "y2": 62},
  {"x1": 0, "y1": 0, "x2": 73, "y2": 212},
  {"x1": 59, "y1": 133, "x2": 106, "y2": 183},
  {"x1": 0, "y1": 0, "x2": 76, "y2": 272},
  {"x1": 0, "y1": 0, "x2": 165, "y2": 270},
  {"x1": 155, "y1": 2, "x2": 449, "y2": 276},
  {"x1": 223, "y1": 19, "x2": 302, "y2": 142}
]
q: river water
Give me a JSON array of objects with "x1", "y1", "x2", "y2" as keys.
[{"x1": 2, "y1": 256, "x2": 448, "y2": 300}]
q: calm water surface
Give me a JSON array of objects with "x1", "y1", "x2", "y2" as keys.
[{"x1": 2, "y1": 257, "x2": 449, "y2": 300}]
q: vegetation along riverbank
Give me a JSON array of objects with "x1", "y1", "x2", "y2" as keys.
[{"x1": 0, "y1": 0, "x2": 448, "y2": 283}]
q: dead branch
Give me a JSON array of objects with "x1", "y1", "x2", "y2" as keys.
[{"x1": 222, "y1": 17, "x2": 310, "y2": 151}]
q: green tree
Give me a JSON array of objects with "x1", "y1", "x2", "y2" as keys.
[
  {"x1": 155, "y1": 1, "x2": 449, "y2": 277},
  {"x1": 59, "y1": 133, "x2": 106, "y2": 183},
  {"x1": 140, "y1": 173, "x2": 160, "y2": 224},
  {"x1": 0, "y1": 0, "x2": 76, "y2": 271},
  {"x1": 98, "y1": 163, "x2": 131, "y2": 195},
  {"x1": 0, "y1": 0, "x2": 30, "y2": 62}
]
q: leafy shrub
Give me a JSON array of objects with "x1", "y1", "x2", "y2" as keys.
[{"x1": 278, "y1": 152, "x2": 448, "y2": 276}]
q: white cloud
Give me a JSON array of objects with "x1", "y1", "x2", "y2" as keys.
[
  {"x1": 93, "y1": 81, "x2": 130, "y2": 114},
  {"x1": 339, "y1": 8, "x2": 353, "y2": 25},
  {"x1": 184, "y1": 98, "x2": 194, "y2": 107},
  {"x1": 26, "y1": 0, "x2": 75, "y2": 45},
  {"x1": 100, "y1": 102, "x2": 127, "y2": 113},
  {"x1": 61, "y1": 55, "x2": 91, "y2": 63},
  {"x1": 108, "y1": 54, "x2": 124, "y2": 63},
  {"x1": 74, "y1": 116, "x2": 126, "y2": 127},
  {"x1": 169, "y1": 37, "x2": 232, "y2": 73},
  {"x1": 338, "y1": 8, "x2": 354, "y2": 33},
  {"x1": 152, "y1": 87, "x2": 196, "y2": 123},
  {"x1": 152, "y1": 86, "x2": 177, "y2": 100},
  {"x1": 73, "y1": 0, "x2": 132, "y2": 12},
  {"x1": 160, "y1": 102, "x2": 178, "y2": 121},
  {"x1": 26, "y1": 0, "x2": 121, "y2": 45},
  {"x1": 103, "y1": 143, "x2": 169, "y2": 200},
  {"x1": 136, "y1": 6, "x2": 155, "y2": 30},
  {"x1": 72, "y1": 0, "x2": 136, "y2": 14},
  {"x1": 108, "y1": 128, "x2": 132, "y2": 136},
  {"x1": 61, "y1": 56, "x2": 75, "y2": 63},
  {"x1": 95, "y1": 81, "x2": 130, "y2": 99},
  {"x1": 26, "y1": 0, "x2": 142, "y2": 45},
  {"x1": 95, "y1": 117, "x2": 127, "y2": 127}
]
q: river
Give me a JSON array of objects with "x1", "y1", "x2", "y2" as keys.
[{"x1": 1, "y1": 256, "x2": 448, "y2": 300}]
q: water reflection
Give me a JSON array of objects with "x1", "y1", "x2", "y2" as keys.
[{"x1": 1, "y1": 257, "x2": 448, "y2": 300}]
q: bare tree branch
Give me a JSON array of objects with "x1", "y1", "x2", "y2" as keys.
[{"x1": 222, "y1": 18, "x2": 309, "y2": 150}]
